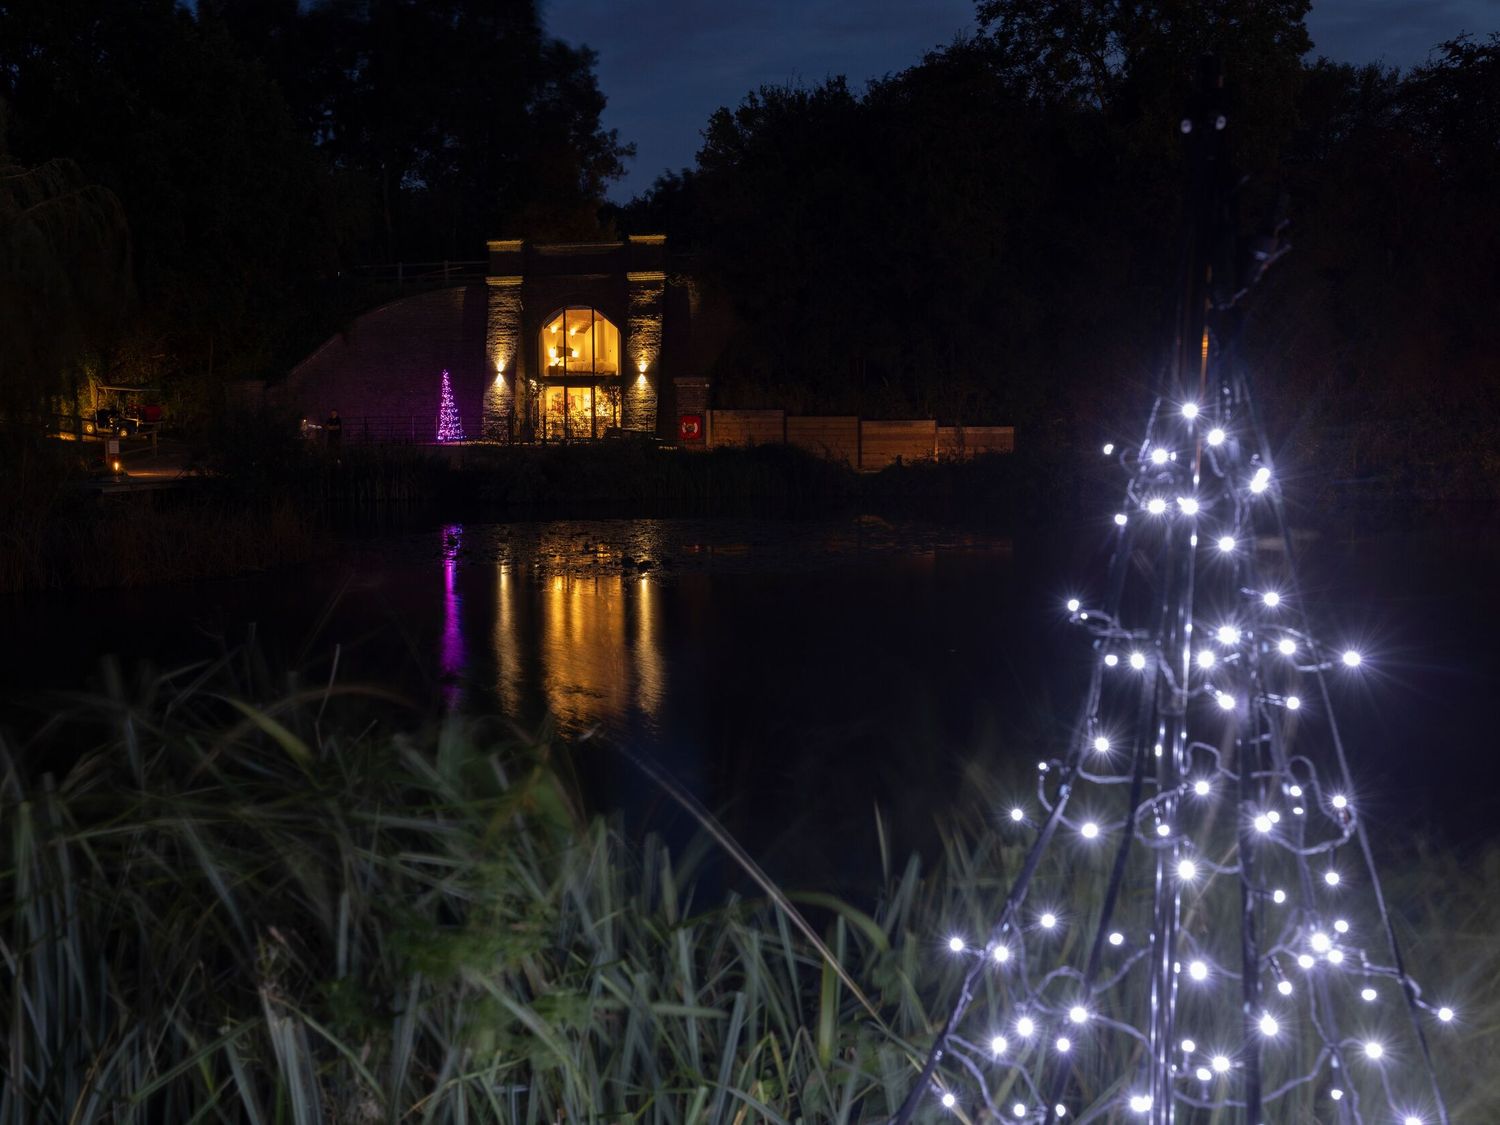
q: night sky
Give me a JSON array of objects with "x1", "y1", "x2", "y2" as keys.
[{"x1": 547, "y1": 0, "x2": 1500, "y2": 201}]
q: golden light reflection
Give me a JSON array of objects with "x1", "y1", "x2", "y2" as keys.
[
  {"x1": 492, "y1": 563, "x2": 521, "y2": 718},
  {"x1": 492, "y1": 564, "x2": 663, "y2": 732}
]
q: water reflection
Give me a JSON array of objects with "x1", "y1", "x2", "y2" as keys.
[
  {"x1": 440, "y1": 524, "x2": 465, "y2": 709},
  {"x1": 489, "y1": 562, "x2": 664, "y2": 734}
]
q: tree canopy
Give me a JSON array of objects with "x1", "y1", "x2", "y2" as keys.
[
  {"x1": 622, "y1": 10, "x2": 1499, "y2": 508},
  {"x1": 0, "y1": 0, "x2": 629, "y2": 418}
]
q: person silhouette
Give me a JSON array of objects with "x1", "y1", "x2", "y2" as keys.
[{"x1": 325, "y1": 409, "x2": 343, "y2": 457}]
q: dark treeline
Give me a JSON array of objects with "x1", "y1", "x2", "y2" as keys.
[
  {"x1": 0, "y1": 0, "x2": 629, "y2": 418},
  {"x1": 3, "y1": 0, "x2": 1498, "y2": 508},
  {"x1": 624, "y1": 3, "x2": 1500, "y2": 508}
]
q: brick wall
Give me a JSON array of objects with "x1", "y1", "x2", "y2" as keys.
[{"x1": 282, "y1": 286, "x2": 489, "y2": 441}]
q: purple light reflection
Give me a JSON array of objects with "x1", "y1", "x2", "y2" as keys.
[{"x1": 441, "y1": 524, "x2": 466, "y2": 708}]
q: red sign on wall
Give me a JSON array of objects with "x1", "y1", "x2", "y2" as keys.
[{"x1": 679, "y1": 414, "x2": 704, "y2": 443}]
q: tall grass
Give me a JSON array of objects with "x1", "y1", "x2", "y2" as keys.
[{"x1": 2, "y1": 649, "x2": 1495, "y2": 1122}]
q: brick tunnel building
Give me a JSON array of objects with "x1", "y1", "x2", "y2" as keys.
[{"x1": 283, "y1": 235, "x2": 689, "y2": 443}]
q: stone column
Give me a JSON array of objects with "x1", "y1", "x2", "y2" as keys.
[
  {"x1": 483, "y1": 274, "x2": 523, "y2": 441},
  {"x1": 624, "y1": 235, "x2": 666, "y2": 434}
]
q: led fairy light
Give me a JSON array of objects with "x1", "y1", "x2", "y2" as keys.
[{"x1": 893, "y1": 107, "x2": 1451, "y2": 1125}]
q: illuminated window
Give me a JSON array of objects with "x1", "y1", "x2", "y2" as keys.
[
  {"x1": 538, "y1": 308, "x2": 622, "y2": 440},
  {"x1": 541, "y1": 308, "x2": 620, "y2": 377}
]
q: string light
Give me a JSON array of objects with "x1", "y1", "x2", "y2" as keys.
[{"x1": 895, "y1": 211, "x2": 1453, "y2": 1125}]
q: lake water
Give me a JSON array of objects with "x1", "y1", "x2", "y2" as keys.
[{"x1": 3, "y1": 515, "x2": 1495, "y2": 885}]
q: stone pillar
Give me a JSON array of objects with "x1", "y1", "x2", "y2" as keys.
[
  {"x1": 673, "y1": 376, "x2": 711, "y2": 450},
  {"x1": 483, "y1": 274, "x2": 523, "y2": 441},
  {"x1": 624, "y1": 235, "x2": 666, "y2": 434}
]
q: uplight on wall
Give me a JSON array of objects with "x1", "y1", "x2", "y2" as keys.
[{"x1": 494, "y1": 355, "x2": 507, "y2": 384}]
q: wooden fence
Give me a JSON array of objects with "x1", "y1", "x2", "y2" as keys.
[{"x1": 702, "y1": 411, "x2": 1013, "y2": 471}]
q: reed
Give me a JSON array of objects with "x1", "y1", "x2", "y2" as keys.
[{"x1": 1, "y1": 649, "x2": 1494, "y2": 1122}]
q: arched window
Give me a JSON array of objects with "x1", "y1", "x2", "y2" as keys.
[
  {"x1": 538, "y1": 307, "x2": 623, "y2": 440},
  {"x1": 541, "y1": 307, "x2": 620, "y2": 376}
]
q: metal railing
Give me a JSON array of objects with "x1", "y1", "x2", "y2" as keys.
[{"x1": 342, "y1": 260, "x2": 487, "y2": 287}]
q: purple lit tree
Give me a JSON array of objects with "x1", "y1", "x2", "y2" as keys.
[{"x1": 436, "y1": 368, "x2": 465, "y2": 443}]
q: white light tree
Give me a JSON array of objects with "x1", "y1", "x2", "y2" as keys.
[{"x1": 890, "y1": 68, "x2": 1452, "y2": 1125}]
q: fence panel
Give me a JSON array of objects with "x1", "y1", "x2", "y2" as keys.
[
  {"x1": 787, "y1": 416, "x2": 859, "y2": 466},
  {"x1": 708, "y1": 410, "x2": 786, "y2": 449},
  {"x1": 937, "y1": 425, "x2": 1016, "y2": 459},
  {"x1": 860, "y1": 420, "x2": 937, "y2": 472}
]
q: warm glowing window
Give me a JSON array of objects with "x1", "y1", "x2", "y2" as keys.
[{"x1": 541, "y1": 308, "x2": 620, "y2": 376}]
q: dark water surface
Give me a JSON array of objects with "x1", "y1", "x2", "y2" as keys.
[{"x1": 3, "y1": 515, "x2": 1496, "y2": 884}]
